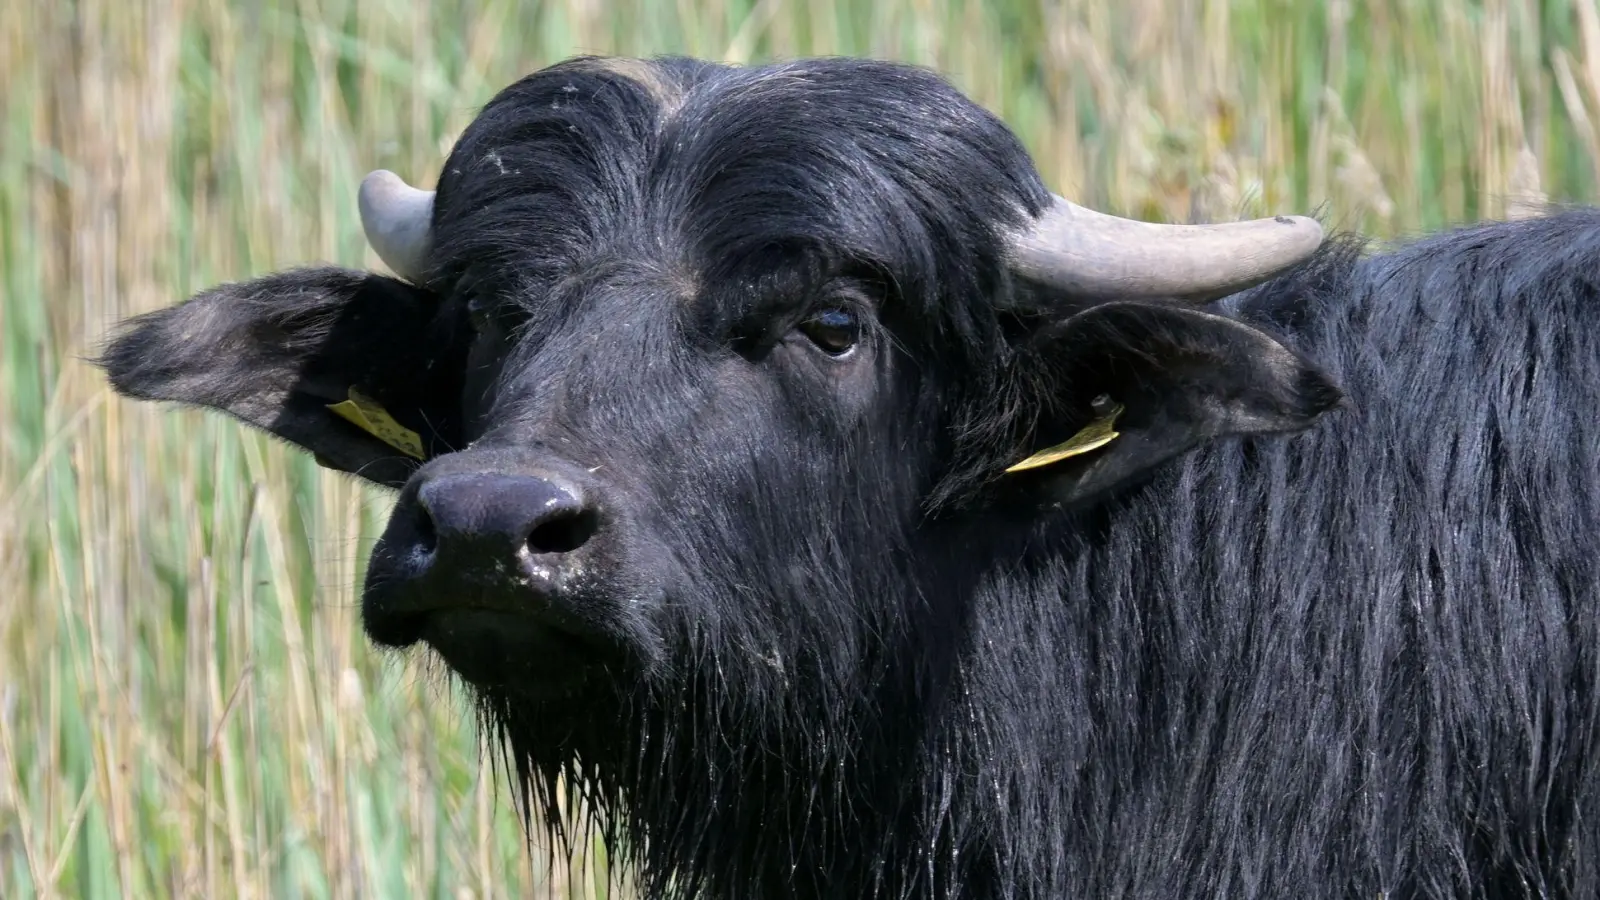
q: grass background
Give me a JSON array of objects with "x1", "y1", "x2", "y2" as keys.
[{"x1": 5, "y1": 0, "x2": 1600, "y2": 897}]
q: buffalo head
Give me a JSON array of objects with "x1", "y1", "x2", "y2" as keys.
[{"x1": 100, "y1": 55, "x2": 1341, "y2": 896}]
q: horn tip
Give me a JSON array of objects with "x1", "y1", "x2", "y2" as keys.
[
  {"x1": 358, "y1": 170, "x2": 410, "y2": 216},
  {"x1": 1273, "y1": 214, "x2": 1325, "y2": 247},
  {"x1": 360, "y1": 168, "x2": 403, "y2": 188}
]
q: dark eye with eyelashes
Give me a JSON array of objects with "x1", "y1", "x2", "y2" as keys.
[
  {"x1": 796, "y1": 307, "x2": 862, "y2": 357},
  {"x1": 468, "y1": 298, "x2": 494, "y2": 332},
  {"x1": 466, "y1": 293, "x2": 524, "y2": 335}
]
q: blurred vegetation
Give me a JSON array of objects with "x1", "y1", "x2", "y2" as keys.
[{"x1": 4, "y1": 0, "x2": 1600, "y2": 897}]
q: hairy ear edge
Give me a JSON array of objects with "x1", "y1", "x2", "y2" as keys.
[
  {"x1": 1001, "y1": 302, "x2": 1342, "y2": 507},
  {"x1": 99, "y1": 266, "x2": 470, "y2": 487}
]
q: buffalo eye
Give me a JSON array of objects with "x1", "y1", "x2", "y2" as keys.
[
  {"x1": 467, "y1": 295, "x2": 496, "y2": 333},
  {"x1": 796, "y1": 308, "x2": 861, "y2": 357},
  {"x1": 465, "y1": 292, "x2": 525, "y2": 337}
]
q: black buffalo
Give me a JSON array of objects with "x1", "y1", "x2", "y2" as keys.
[{"x1": 101, "y1": 55, "x2": 1600, "y2": 899}]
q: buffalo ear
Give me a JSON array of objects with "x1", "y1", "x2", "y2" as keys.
[
  {"x1": 1004, "y1": 301, "x2": 1342, "y2": 508},
  {"x1": 99, "y1": 266, "x2": 472, "y2": 488}
]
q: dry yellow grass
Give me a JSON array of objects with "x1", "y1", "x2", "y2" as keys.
[{"x1": 6, "y1": 0, "x2": 1600, "y2": 897}]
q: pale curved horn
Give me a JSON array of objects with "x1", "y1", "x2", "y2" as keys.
[
  {"x1": 1006, "y1": 195, "x2": 1324, "y2": 302},
  {"x1": 358, "y1": 170, "x2": 434, "y2": 283}
]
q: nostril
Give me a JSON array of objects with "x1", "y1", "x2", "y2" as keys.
[
  {"x1": 415, "y1": 470, "x2": 600, "y2": 561},
  {"x1": 526, "y1": 506, "x2": 599, "y2": 555},
  {"x1": 413, "y1": 493, "x2": 439, "y2": 554}
]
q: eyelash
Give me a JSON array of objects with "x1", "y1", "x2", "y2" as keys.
[
  {"x1": 796, "y1": 306, "x2": 862, "y2": 357},
  {"x1": 467, "y1": 295, "x2": 531, "y2": 337}
]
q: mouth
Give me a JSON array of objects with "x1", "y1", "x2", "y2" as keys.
[
  {"x1": 421, "y1": 609, "x2": 621, "y2": 689},
  {"x1": 365, "y1": 601, "x2": 625, "y2": 692}
]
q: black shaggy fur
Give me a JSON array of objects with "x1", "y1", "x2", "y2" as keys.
[{"x1": 99, "y1": 55, "x2": 1600, "y2": 899}]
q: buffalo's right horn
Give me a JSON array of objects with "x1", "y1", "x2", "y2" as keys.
[
  {"x1": 358, "y1": 170, "x2": 435, "y2": 284},
  {"x1": 1005, "y1": 195, "x2": 1325, "y2": 303}
]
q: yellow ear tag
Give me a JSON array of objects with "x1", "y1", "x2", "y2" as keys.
[
  {"x1": 326, "y1": 388, "x2": 427, "y2": 461},
  {"x1": 1004, "y1": 397, "x2": 1124, "y2": 474}
]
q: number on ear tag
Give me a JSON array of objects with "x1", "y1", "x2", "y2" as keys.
[{"x1": 326, "y1": 387, "x2": 427, "y2": 461}]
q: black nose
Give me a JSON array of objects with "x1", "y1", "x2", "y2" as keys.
[
  {"x1": 364, "y1": 463, "x2": 625, "y2": 679},
  {"x1": 415, "y1": 472, "x2": 599, "y2": 566}
]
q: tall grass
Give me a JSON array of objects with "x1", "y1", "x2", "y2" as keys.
[{"x1": 6, "y1": 0, "x2": 1600, "y2": 897}]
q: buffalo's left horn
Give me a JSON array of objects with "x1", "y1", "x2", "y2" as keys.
[
  {"x1": 1006, "y1": 195, "x2": 1324, "y2": 302},
  {"x1": 359, "y1": 170, "x2": 434, "y2": 284}
]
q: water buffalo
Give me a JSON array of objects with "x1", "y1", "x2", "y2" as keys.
[{"x1": 100, "y1": 55, "x2": 1600, "y2": 899}]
